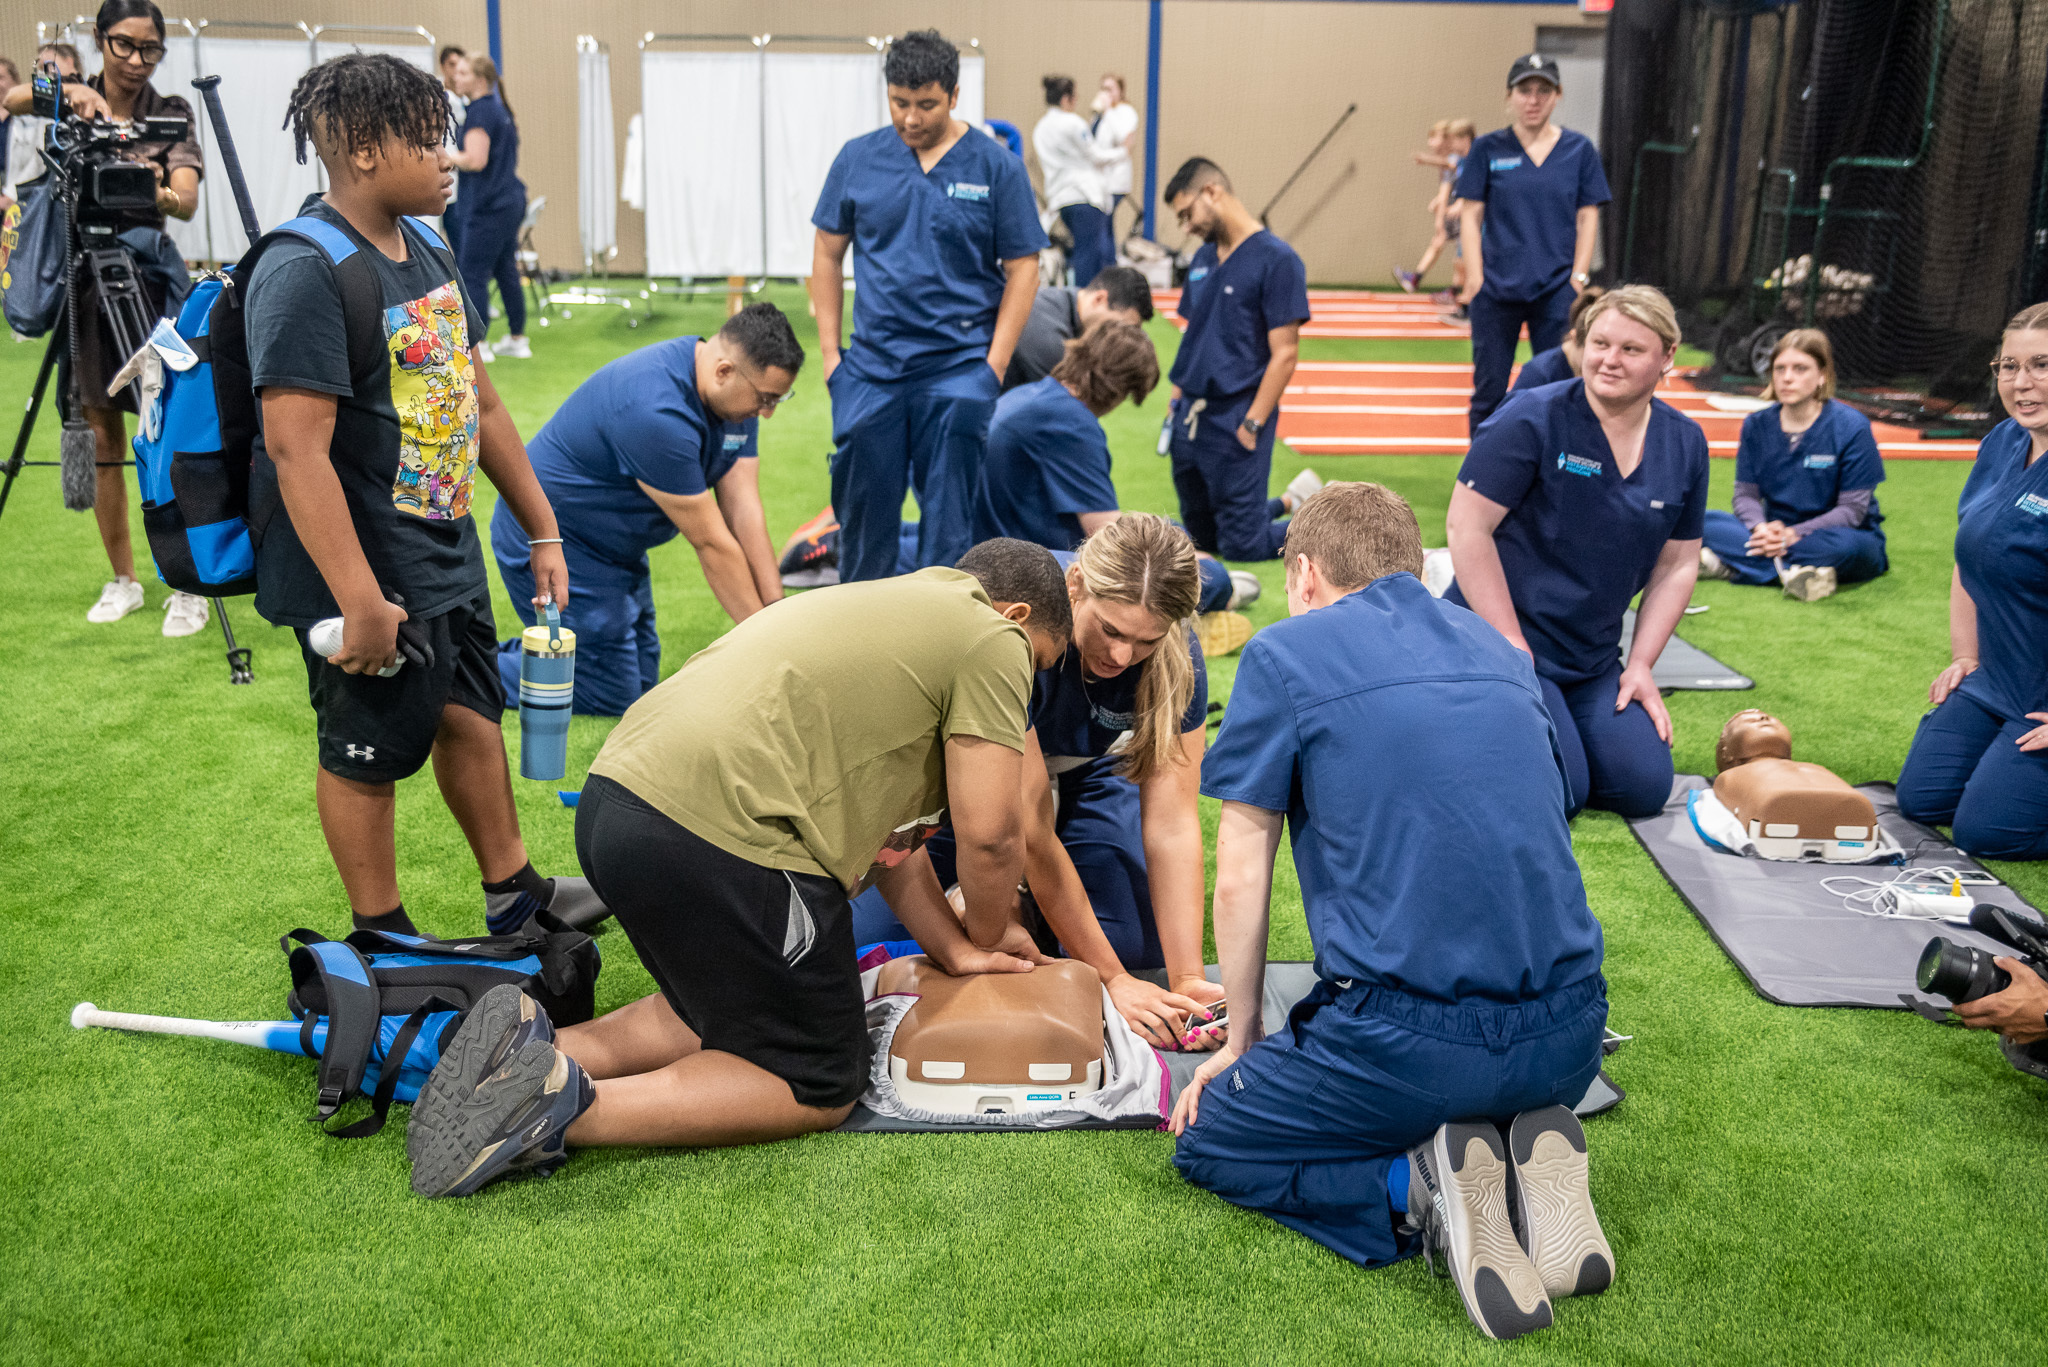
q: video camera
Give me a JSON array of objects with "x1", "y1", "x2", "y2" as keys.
[
  {"x1": 1914, "y1": 905, "x2": 2048, "y2": 1082},
  {"x1": 30, "y1": 63, "x2": 189, "y2": 222}
]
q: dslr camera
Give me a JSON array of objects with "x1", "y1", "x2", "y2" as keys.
[{"x1": 1915, "y1": 904, "x2": 2048, "y2": 1082}]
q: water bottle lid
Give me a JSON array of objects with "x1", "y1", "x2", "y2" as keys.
[{"x1": 522, "y1": 623, "x2": 576, "y2": 655}]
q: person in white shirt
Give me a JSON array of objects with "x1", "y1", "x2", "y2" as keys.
[
  {"x1": 1033, "y1": 74, "x2": 1119, "y2": 287},
  {"x1": 1090, "y1": 73, "x2": 1140, "y2": 232}
]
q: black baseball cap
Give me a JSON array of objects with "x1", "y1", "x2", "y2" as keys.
[{"x1": 1507, "y1": 53, "x2": 1562, "y2": 90}]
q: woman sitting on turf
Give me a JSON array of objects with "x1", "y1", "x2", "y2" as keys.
[
  {"x1": 1445, "y1": 285, "x2": 1710, "y2": 819},
  {"x1": 853, "y1": 513, "x2": 1228, "y2": 1047},
  {"x1": 1699, "y1": 329, "x2": 1887, "y2": 602},
  {"x1": 1896, "y1": 304, "x2": 2048, "y2": 861}
]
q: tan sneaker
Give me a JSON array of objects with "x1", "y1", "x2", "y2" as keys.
[
  {"x1": 1194, "y1": 610, "x2": 1254, "y2": 658},
  {"x1": 1780, "y1": 564, "x2": 1837, "y2": 601}
]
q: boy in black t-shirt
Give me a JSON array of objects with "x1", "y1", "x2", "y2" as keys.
[{"x1": 248, "y1": 55, "x2": 591, "y2": 936}]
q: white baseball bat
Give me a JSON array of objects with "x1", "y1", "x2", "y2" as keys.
[{"x1": 71, "y1": 1002, "x2": 305, "y2": 1054}]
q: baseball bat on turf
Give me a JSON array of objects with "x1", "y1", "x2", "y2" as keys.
[{"x1": 71, "y1": 1002, "x2": 306, "y2": 1053}]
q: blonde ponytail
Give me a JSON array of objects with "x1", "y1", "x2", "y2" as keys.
[{"x1": 1072, "y1": 514, "x2": 1202, "y2": 783}]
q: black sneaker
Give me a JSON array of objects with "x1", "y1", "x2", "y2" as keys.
[
  {"x1": 1406, "y1": 1121, "x2": 1554, "y2": 1340},
  {"x1": 1507, "y1": 1105, "x2": 1614, "y2": 1298},
  {"x1": 406, "y1": 985, "x2": 555, "y2": 1168},
  {"x1": 409, "y1": 1037, "x2": 594, "y2": 1198}
]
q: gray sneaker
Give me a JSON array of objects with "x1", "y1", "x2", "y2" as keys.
[
  {"x1": 406, "y1": 985, "x2": 555, "y2": 1168},
  {"x1": 1407, "y1": 1121, "x2": 1554, "y2": 1340},
  {"x1": 1507, "y1": 1105, "x2": 1615, "y2": 1298},
  {"x1": 408, "y1": 1037, "x2": 593, "y2": 1198}
]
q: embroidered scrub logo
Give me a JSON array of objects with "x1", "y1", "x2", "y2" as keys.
[
  {"x1": 1803, "y1": 453, "x2": 1838, "y2": 470},
  {"x1": 946, "y1": 182, "x2": 990, "y2": 202},
  {"x1": 1557, "y1": 453, "x2": 1603, "y2": 478},
  {"x1": 1491, "y1": 157, "x2": 1524, "y2": 171},
  {"x1": 1188, "y1": 266, "x2": 1210, "y2": 282},
  {"x1": 722, "y1": 433, "x2": 747, "y2": 452},
  {"x1": 2017, "y1": 492, "x2": 2048, "y2": 518}
]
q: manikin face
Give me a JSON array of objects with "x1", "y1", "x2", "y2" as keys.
[
  {"x1": 1771, "y1": 348, "x2": 1825, "y2": 408},
  {"x1": 888, "y1": 81, "x2": 957, "y2": 151},
  {"x1": 1511, "y1": 78, "x2": 1560, "y2": 131},
  {"x1": 1580, "y1": 311, "x2": 1673, "y2": 407},
  {"x1": 1995, "y1": 329, "x2": 2048, "y2": 432},
  {"x1": 1067, "y1": 578, "x2": 1170, "y2": 681}
]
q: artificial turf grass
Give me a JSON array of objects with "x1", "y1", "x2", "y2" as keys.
[{"x1": 3, "y1": 286, "x2": 2045, "y2": 1365}]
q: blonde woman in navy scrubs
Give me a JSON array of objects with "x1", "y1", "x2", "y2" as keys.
[
  {"x1": 1445, "y1": 286, "x2": 1709, "y2": 818},
  {"x1": 1699, "y1": 329, "x2": 1887, "y2": 601},
  {"x1": 1457, "y1": 54, "x2": 1610, "y2": 435},
  {"x1": 1897, "y1": 304, "x2": 2048, "y2": 860}
]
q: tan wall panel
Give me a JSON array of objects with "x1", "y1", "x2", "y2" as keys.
[{"x1": 2, "y1": 1, "x2": 1602, "y2": 283}]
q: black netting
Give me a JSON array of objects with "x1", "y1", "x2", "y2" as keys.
[{"x1": 1604, "y1": 0, "x2": 2048, "y2": 419}]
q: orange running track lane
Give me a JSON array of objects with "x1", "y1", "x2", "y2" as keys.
[{"x1": 1151, "y1": 287, "x2": 1978, "y2": 459}]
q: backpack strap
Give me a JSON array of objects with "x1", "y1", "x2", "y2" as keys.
[
  {"x1": 263, "y1": 213, "x2": 385, "y2": 394},
  {"x1": 323, "y1": 996, "x2": 458, "y2": 1140},
  {"x1": 282, "y1": 928, "x2": 382, "y2": 1123}
]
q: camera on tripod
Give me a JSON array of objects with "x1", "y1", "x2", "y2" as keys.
[
  {"x1": 1914, "y1": 905, "x2": 2048, "y2": 1082},
  {"x1": 44, "y1": 113, "x2": 192, "y2": 220}
]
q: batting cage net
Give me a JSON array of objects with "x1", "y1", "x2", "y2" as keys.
[{"x1": 1604, "y1": 0, "x2": 2048, "y2": 420}]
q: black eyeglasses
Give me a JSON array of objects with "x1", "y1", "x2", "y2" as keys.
[{"x1": 105, "y1": 34, "x2": 167, "y2": 64}]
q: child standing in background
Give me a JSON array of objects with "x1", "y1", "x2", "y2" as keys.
[{"x1": 1397, "y1": 119, "x2": 1474, "y2": 307}]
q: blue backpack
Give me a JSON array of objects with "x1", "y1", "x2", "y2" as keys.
[{"x1": 132, "y1": 214, "x2": 443, "y2": 596}]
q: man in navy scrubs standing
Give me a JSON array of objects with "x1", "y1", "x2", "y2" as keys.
[
  {"x1": 1458, "y1": 54, "x2": 1610, "y2": 434},
  {"x1": 809, "y1": 30, "x2": 1048, "y2": 582},
  {"x1": 1161, "y1": 158, "x2": 1314, "y2": 562}
]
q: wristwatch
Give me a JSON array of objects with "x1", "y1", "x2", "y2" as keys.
[
  {"x1": 1240, "y1": 415, "x2": 1265, "y2": 436},
  {"x1": 1572, "y1": 271, "x2": 1591, "y2": 286}
]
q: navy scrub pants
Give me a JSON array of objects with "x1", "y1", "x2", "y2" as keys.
[
  {"x1": 1173, "y1": 974, "x2": 1607, "y2": 1269},
  {"x1": 1196, "y1": 555, "x2": 1234, "y2": 613},
  {"x1": 829, "y1": 358, "x2": 1002, "y2": 583},
  {"x1": 1897, "y1": 687, "x2": 2048, "y2": 861},
  {"x1": 493, "y1": 512, "x2": 659, "y2": 717},
  {"x1": 1169, "y1": 397, "x2": 1290, "y2": 561},
  {"x1": 1539, "y1": 662, "x2": 1674, "y2": 819},
  {"x1": 1700, "y1": 510, "x2": 1889, "y2": 586},
  {"x1": 850, "y1": 758, "x2": 1167, "y2": 969},
  {"x1": 457, "y1": 205, "x2": 526, "y2": 341},
  {"x1": 1059, "y1": 203, "x2": 1115, "y2": 289},
  {"x1": 1469, "y1": 283, "x2": 1574, "y2": 434}
]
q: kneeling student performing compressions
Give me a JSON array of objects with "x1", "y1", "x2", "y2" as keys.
[
  {"x1": 1171, "y1": 482, "x2": 1612, "y2": 1341},
  {"x1": 1700, "y1": 328, "x2": 1887, "y2": 602},
  {"x1": 488, "y1": 305, "x2": 802, "y2": 715},
  {"x1": 1446, "y1": 286, "x2": 1709, "y2": 819},
  {"x1": 407, "y1": 542, "x2": 1074, "y2": 1196}
]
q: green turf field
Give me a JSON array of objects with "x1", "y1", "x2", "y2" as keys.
[{"x1": 1, "y1": 283, "x2": 2041, "y2": 1365}]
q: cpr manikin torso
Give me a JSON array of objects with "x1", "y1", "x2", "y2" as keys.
[
  {"x1": 875, "y1": 957, "x2": 1106, "y2": 1115},
  {"x1": 1711, "y1": 709, "x2": 1878, "y2": 861}
]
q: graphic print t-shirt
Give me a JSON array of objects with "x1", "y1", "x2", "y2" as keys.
[{"x1": 246, "y1": 198, "x2": 488, "y2": 628}]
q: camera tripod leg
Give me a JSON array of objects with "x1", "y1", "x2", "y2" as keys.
[
  {"x1": 0, "y1": 329, "x2": 66, "y2": 530},
  {"x1": 213, "y1": 597, "x2": 253, "y2": 685}
]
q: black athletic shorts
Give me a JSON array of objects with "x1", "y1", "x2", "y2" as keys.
[
  {"x1": 297, "y1": 592, "x2": 504, "y2": 783},
  {"x1": 574, "y1": 774, "x2": 869, "y2": 1110}
]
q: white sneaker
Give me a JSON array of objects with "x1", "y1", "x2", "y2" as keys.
[
  {"x1": 1422, "y1": 547, "x2": 1456, "y2": 597},
  {"x1": 162, "y1": 591, "x2": 210, "y2": 638},
  {"x1": 1698, "y1": 546, "x2": 1734, "y2": 581},
  {"x1": 86, "y1": 578, "x2": 145, "y2": 623},
  {"x1": 1226, "y1": 570, "x2": 1262, "y2": 610},
  {"x1": 1780, "y1": 563, "x2": 1837, "y2": 602},
  {"x1": 494, "y1": 335, "x2": 532, "y2": 359},
  {"x1": 476, "y1": 341, "x2": 497, "y2": 364},
  {"x1": 1282, "y1": 468, "x2": 1324, "y2": 512}
]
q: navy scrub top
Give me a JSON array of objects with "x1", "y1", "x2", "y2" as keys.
[
  {"x1": 1033, "y1": 551, "x2": 1209, "y2": 765},
  {"x1": 1735, "y1": 399, "x2": 1885, "y2": 528},
  {"x1": 1169, "y1": 229, "x2": 1311, "y2": 402},
  {"x1": 1512, "y1": 346, "x2": 1575, "y2": 392},
  {"x1": 1954, "y1": 419, "x2": 2048, "y2": 718},
  {"x1": 1446, "y1": 379, "x2": 1711, "y2": 684},
  {"x1": 457, "y1": 92, "x2": 525, "y2": 220},
  {"x1": 1454, "y1": 128, "x2": 1610, "y2": 302},
  {"x1": 1201, "y1": 572, "x2": 1605, "y2": 1004},
  {"x1": 973, "y1": 378, "x2": 1120, "y2": 550},
  {"x1": 521, "y1": 337, "x2": 756, "y2": 573},
  {"x1": 812, "y1": 125, "x2": 1048, "y2": 384}
]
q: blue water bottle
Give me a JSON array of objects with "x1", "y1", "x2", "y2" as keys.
[{"x1": 518, "y1": 601, "x2": 576, "y2": 781}]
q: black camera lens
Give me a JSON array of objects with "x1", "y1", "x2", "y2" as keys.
[{"x1": 1917, "y1": 936, "x2": 2012, "y2": 1003}]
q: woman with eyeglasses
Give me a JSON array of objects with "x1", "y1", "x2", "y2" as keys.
[
  {"x1": 3, "y1": 1, "x2": 207, "y2": 636},
  {"x1": 486, "y1": 305, "x2": 805, "y2": 715},
  {"x1": 1896, "y1": 303, "x2": 2048, "y2": 861}
]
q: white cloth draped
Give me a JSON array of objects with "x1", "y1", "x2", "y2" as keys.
[{"x1": 577, "y1": 41, "x2": 617, "y2": 263}]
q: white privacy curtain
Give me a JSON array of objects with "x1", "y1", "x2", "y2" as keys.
[
  {"x1": 187, "y1": 38, "x2": 319, "y2": 260},
  {"x1": 151, "y1": 36, "x2": 211, "y2": 262},
  {"x1": 642, "y1": 51, "x2": 762, "y2": 279},
  {"x1": 954, "y1": 55, "x2": 986, "y2": 126},
  {"x1": 578, "y1": 40, "x2": 617, "y2": 264},
  {"x1": 762, "y1": 53, "x2": 884, "y2": 276}
]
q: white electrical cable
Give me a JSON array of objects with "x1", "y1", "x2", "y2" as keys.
[{"x1": 1820, "y1": 866, "x2": 1980, "y2": 919}]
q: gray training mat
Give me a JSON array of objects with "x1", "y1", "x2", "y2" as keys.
[
  {"x1": 1620, "y1": 610, "x2": 1753, "y2": 690},
  {"x1": 839, "y1": 962, "x2": 1622, "y2": 1133},
  {"x1": 1628, "y1": 776, "x2": 2037, "y2": 1008}
]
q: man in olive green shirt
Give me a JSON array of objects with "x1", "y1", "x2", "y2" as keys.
[{"x1": 406, "y1": 541, "x2": 1073, "y2": 1196}]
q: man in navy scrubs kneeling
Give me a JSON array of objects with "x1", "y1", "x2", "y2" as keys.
[
  {"x1": 1171, "y1": 481, "x2": 1614, "y2": 1342},
  {"x1": 809, "y1": 29, "x2": 1048, "y2": 582}
]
